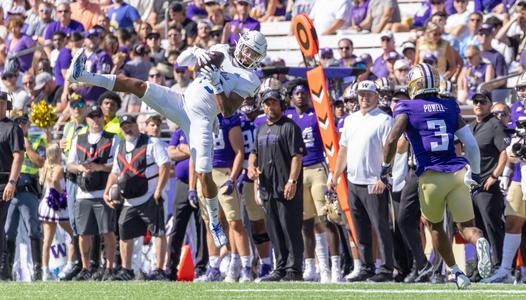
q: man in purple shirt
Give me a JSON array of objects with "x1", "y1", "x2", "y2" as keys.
[
  {"x1": 285, "y1": 79, "x2": 343, "y2": 283},
  {"x1": 53, "y1": 31, "x2": 71, "y2": 87},
  {"x1": 226, "y1": 0, "x2": 261, "y2": 46},
  {"x1": 186, "y1": 0, "x2": 208, "y2": 21},
  {"x1": 372, "y1": 32, "x2": 402, "y2": 79},
  {"x1": 477, "y1": 23, "x2": 507, "y2": 88},
  {"x1": 43, "y1": 2, "x2": 84, "y2": 40},
  {"x1": 107, "y1": 0, "x2": 141, "y2": 31}
]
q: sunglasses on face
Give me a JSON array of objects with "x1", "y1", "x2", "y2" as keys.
[
  {"x1": 211, "y1": 32, "x2": 221, "y2": 38},
  {"x1": 175, "y1": 69, "x2": 186, "y2": 74},
  {"x1": 57, "y1": 10, "x2": 70, "y2": 14},
  {"x1": 70, "y1": 101, "x2": 85, "y2": 109},
  {"x1": 473, "y1": 99, "x2": 489, "y2": 105},
  {"x1": 147, "y1": 36, "x2": 160, "y2": 40},
  {"x1": 479, "y1": 31, "x2": 491, "y2": 36},
  {"x1": 493, "y1": 110, "x2": 509, "y2": 117},
  {"x1": 149, "y1": 73, "x2": 162, "y2": 78}
]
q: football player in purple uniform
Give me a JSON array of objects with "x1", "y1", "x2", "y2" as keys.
[
  {"x1": 285, "y1": 79, "x2": 342, "y2": 283},
  {"x1": 382, "y1": 63, "x2": 492, "y2": 289}
]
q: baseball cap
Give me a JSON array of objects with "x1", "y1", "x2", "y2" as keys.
[
  {"x1": 34, "y1": 72, "x2": 53, "y2": 90},
  {"x1": 472, "y1": 91, "x2": 492, "y2": 102},
  {"x1": 393, "y1": 87, "x2": 409, "y2": 98},
  {"x1": 381, "y1": 31, "x2": 394, "y2": 40},
  {"x1": 261, "y1": 90, "x2": 282, "y2": 102},
  {"x1": 356, "y1": 80, "x2": 377, "y2": 94},
  {"x1": 401, "y1": 41, "x2": 416, "y2": 53},
  {"x1": 133, "y1": 43, "x2": 147, "y2": 56},
  {"x1": 119, "y1": 114, "x2": 137, "y2": 125},
  {"x1": 13, "y1": 113, "x2": 29, "y2": 124},
  {"x1": 394, "y1": 59, "x2": 411, "y2": 70},
  {"x1": 321, "y1": 48, "x2": 334, "y2": 59},
  {"x1": 170, "y1": 2, "x2": 184, "y2": 12},
  {"x1": 87, "y1": 105, "x2": 103, "y2": 118},
  {"x1": 237, "y1": 0, "x2": 254, "y2": 5},
  {"x1": 387, "y1": 51, "x2": 399, "y2": 61},
  {"x1": 479, "y1": 23, "x2": 493, "y2": 34},
  {"x1": 146, "y1": 31, "x2": 161, "y2": 40},
  {"x1": 87, "y1": 25, "x2": 105, "y2": 38}
]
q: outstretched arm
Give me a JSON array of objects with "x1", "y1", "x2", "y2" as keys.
[{"x1": 383, "y1": 114, "x2": 408, "y2": 165}]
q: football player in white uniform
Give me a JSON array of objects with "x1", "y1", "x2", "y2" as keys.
[{"x1": 67, "y1": 31, "x2": 267, "y2": 249}]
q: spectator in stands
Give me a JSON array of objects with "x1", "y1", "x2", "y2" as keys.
[
  {"x1": 102, "y1": 35, "x2": 122, "y2": 75},
  {"x1": 415, "y1": 22, "x2": 461, "y2": 80},
  {"x1": 35, "y1": 72, "x2": 63, "y2": 108},
  {"x1": 350, "y1": 0, "x2": 369, "y2": 32},
  {"x1": 288, "y1": 0, "x2": 315, "y2": 21},
  {"x1": 97, "y1": 15, "x2": 111, "y2": 32},
  {"x1": 372, "y1": 32, "x2": 401, "y2": 79},
  {"x1": 98, "y1": 91, "x2": 123, "y2": 139},
  {"x1": 320, "y1": 48, "x2": 335, "y2": 67},
  {"x1": 44, "y1": 2, "x2": 85, "y2": 41},
  {"x1": 484, "y1": 16, "x2": 513, "y2": 66},
  {"x1": 338, "y1": 38, "x2": 355, "y2": 67},
  {"x1": 52, "y1": 31, "x2": 70, "y2": 87},
  {"x1": 194, "y1": 20, "x2": 212, "y2": 49},
  {"x1": 155, "y1": 2, "x2": 197, "y2": 41},
  {"x1": 25, "y1": 2, "x2": 53, "y2": 41},
  {"x1": 67, "y1": 105, "x2": 119, "y2": 281},
  {"x1": 71, "y1": 0, "x2": 102, "y2": 31},
  {"x1": 22, "y1": 73, "x2": 38, "y2": 107},
  {"x1": 172, "y1": 66, "x2": 192, "y2": 93},
  {"x1": 401, "y1": 41, "x2": 416, "y2": 64},
  {"x1": 411, "y1": 0, "x2": 447, "y2": 30},
  {"x1": 186, "y1": 0, "x2": 208, "y2": 21},
  {"x1": 430, "y1": 12, "x2": 460, "y2": 51},
  {"x1": 107, "y1": 0, "x2": 141, "y2": 32},
  {"x1": 105, "y1": 114, "x2": 170, "y2": 281},
  {"x1": 478, "y1": 23, "x2": 507, "y2": 88},
  {"x1": 23, "y1": 0, "x2": 40, "y2": 31},
  {"x1": 123, "y1": 44, "x2": 154, "y2": 81},
  {"x1": 360, "y1": 0, "x2": 401, "y2": 33},
  {"x1": 224, "y1": 0, "x2": 260, "y2": 47},
  {"x1": 166, "y1": 26, "x2": 185, "y2": 54},
  {"x1": 459, "y1": 12, "x2": 483, "y2": 57},
  {"x1": 1, "y1": 70, "x2": 30, "y2": 114},
  {"x1": 309, "y1": 0, "x2": 351, "y2": 35},
  {"x1": 206, "y1": 2, "x2": 228, "y2": 28},
  {"x1": 497, "y1": 2, "x2": 526, "y2": 67},
  {"x1": 445, "y1": 0, "x2": 471, "y2": 39},
  {"x1": 355, "y1": 53, "x2": 377, "y2": 82},
  {"x1": 138, "y1": 22, "x2": 153, "y2": 43},
  {"x1": 146, "y1": 32, "x2": 165, "y2": 65},
  {"x1": 6, "y1": 15, "x2": 35, "y2": 73},
  {"x1": 144, "y1": 114, "x2": 163, "y2": 137},
  {"x1": 392, "y1": 59, "x2": 410, "y2": 86},
  {"x1": 457, "y1": 45, "x2": 495, "y2": 104},
  {"x1": 474, "y1": 0, "x2": 501, "y2": 13},
  {"x1": 491, "y1": 102, "x2": 511, "y2": 127}
]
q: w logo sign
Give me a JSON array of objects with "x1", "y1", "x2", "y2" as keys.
[{"x1": 51, "y1": 243, "x2": 68, "y2": 259}]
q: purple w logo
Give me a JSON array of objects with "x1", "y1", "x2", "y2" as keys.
[{"x1": 50, "y1": 243, "x2": 67, "y2": 258}]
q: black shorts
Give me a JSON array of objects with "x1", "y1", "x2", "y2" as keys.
[
  {"x1": 118, "y1": 197, "x2": 165, "y2": 240},
  {"x1": 75, "y1": 198, "x2": 116, "y2": 235}
]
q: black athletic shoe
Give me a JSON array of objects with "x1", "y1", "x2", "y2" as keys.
[
  {"x1": 281, "y1": 271, "x2": 303, "y2": 282},
  {"x1": 90, "y1": 267, "x2": 105, "y2": 281},
  {"x1": 73, "y1": 269, "x2": 93, "y2": 281},
  {"x1": 149, "y1": 269, "x2": 169, "y2": 281},
  {"x1": 403, "y1": 268, "x2": 418, "y2": 283},
  {"x1": 347, "y1": 269, "x2": 374, "y2": 282},
  {"x1": 256, "y1": 271, "x2": 284, "y2": 282},
  {"x1": 32, "y1": 268, "x2": 42, "y2": 281},
  {"x1": 61, "y1": 264, "x2": 82, "y2": 281},
  {"x1": 114, "y1": 269, "x2": 135, "y2": 281},
  {"x1": 102, "y1": 269, "x2": 116, "y2": 281},
  {"x1": 367, "y1": 272, "x2": 393, "y2": 282},
  {"x1": 414, "y1": 262, "x2": 433, "y2": 283}
]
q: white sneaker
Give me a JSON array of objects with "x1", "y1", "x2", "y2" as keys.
[
  {"x1": 303, "y1": 267, "x2": 319, "y2": 282},
  {"x1": 455, "y1": 272, "x2": 471, "y2": 290},
  {"x1": 331, "y1": 269, "x2": 344, "y2": 283},
  {"x1": 320, "y1": 268, "x2": 331, "y2": 283},
  {"x1": 476, "y1": 238, "x2": 492, "y2": 279},
  {"x1": 42, "y1": 269, "x2": 55, "y2": 281},
  {"x1": 481, "y1": 271, "x2": 514, "y2": 284},
  {"x1": 224, "y1": 261, "x2": 241, "y2": 283},
  {"x1": 345, "y1": 268, "x2": 361, "y2": 280},
  {"x1": 66, "y1": 48, "x2": 86, "y2": 83}
]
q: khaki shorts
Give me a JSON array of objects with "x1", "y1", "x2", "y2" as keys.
[
  {"x1": 198, "y1": 168, "x2": 241, "y2": 222},
  {"x1": 240, "y1": 180, "x2": 265, "y2": 221},
  {"x1": 505, "y1": 182, "x2": 525, "y2": 218},
  {"x1": 418, "y1": 169, "x2": 475, "y2": 224},
  {"x1": 303, "y1": 163, "x2": 328, "y2": 221}
]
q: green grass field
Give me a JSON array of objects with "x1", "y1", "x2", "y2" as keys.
[{"x1": 0, "y1": 282, "x2": 525, "y2": 299}]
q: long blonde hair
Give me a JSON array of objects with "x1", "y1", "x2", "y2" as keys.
[{"x1": 39, "y1": 143, "x2": 62, "y2": 186}]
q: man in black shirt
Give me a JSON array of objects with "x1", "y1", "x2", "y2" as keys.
[
  {"x1": 0, "y1": 91, "x2": 25, "y2": 280},
  {"x1": 470, "y1": 92, "x2": 508, "y2": 272},
  {"x1": 248, "y1": 89, "x2": 306, "y2": 282}
]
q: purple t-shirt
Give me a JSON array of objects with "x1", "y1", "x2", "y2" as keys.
[
  {"x1": 169, "y1": 128, "x2": 190, "y2": 184},
  {"x1": 351, "y1": 0, "x2": 369, "y2": 26},
  {"x1": 6, "y1": 35, "x2": 35, "y2": 72},
  {"x1": 466, "y1": 63, "x2": 488, "y2": 100},
  {"x1": 107, "y1": 3, "x2": 141, "y2": 30},
  {"x1": 393, "y1": 97, "x2": 467, "y2": 176},
  {"x1": 228, "y1": 17, "x2": 261, "y2": 46},
  {"x1": 474, "y1": 0, "x2": 500, "y2": 13},
  {"x1": 44, "y1": 20, "x2": 84, "y2": 40},
  {"x1": 185, "y1": 3, "x2": 207, "y2": 20},
  {"x1": 285, "y1": 107, "x2": 325, "y2": 167},
  {"x1": 254, "y1": 113, "x2": 268, "y2": 128},
  {"x1": 510, "y1": 101, "x2": 525, "y2": 182},
  {"x1": 213, "y1": 113, "x2": 242, "y2": 168},
  {"x1": 372, "y1": 51, "x2": 401, "y2": 78},
  {"x1": 77, "y1": 50, "x2": 113, "y2": 102},
  {"x1": 412, "y1": 1, "x2": 431, "y2": 28},
  {"x1": 482, "y1": 49, "x2": 507, "y2": 78},
  {"x1": 54, "y1": 47, "x2": 72, "y2": 87},
  {"x1": 336, "y1": 114, "x2": 348, "y2": 134},
  {"x1": 240, "y1": 114, "x2": 257, "y2": 166}
]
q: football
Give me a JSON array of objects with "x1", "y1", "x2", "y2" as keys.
[{"x1": 195, "y1": 51, "x2": 225, "y2": 71}]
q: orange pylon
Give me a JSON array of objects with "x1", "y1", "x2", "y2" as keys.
[{"x1": 177, "y1": 244, "x2": 195, "y2": 281}]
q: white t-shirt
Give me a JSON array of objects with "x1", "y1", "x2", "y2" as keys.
[
  {"x1": 67, "y1": 132, "x2": 120, "y2": 199},
  {"x1": 111, "y1": 136, "x2": 170, "y2": 207},
  {"x1": 339, "y1": 107, "x2": 393, "y2": 185},
  {"x1": 445, "y1": 10, "x2": 471, "y2": 39},
  {"x1": 309, "y1": 0, "x2": 351, "y2": 34}
]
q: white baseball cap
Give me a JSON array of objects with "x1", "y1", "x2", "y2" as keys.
[
  {"x1": 394, "y1": 59, "x2": 411, "y2": 70},
  {"x1": 356, "y1": 80, "x2": 378, "y2": 94}
]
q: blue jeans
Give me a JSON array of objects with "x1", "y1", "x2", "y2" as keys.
[
  {"x1": 5, "y1": 191, "x2": 42, "y2": 241},
  {"x1": 66, "y1": 179, "x2": 78, "y2": 235}
]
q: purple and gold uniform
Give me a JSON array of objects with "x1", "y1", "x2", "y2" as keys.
[
  {"x1": 285, "y1": 107, "x2": 328, "y2": 220},
  {"x1": 505, "y1": 101, "x2": 526, "y2": 218},
  {"x1": 336, "y1": 114, "x2": 348, "y2": 135},
  {"x1": 393, "y1": 96, "x2": 474, "y2": 223},
  {"x1": 169, "y1": 128, "x2": 190, "y2": 184},
  {"x1": 198, "y1": 113, "x2": 244, "y2": 222},
  {"x1": 239, "y1": 114, "x2": 265, "y2": 221},
  {"x1": 77, "y1": 50, "x2": 113, "y2": 103}
]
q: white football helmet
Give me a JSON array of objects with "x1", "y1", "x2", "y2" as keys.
[{"x1": 234, "y1": 31, "x2": 267, "y2": 70}]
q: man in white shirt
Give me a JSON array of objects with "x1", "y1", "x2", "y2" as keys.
[
  {"x1": 328, "y1": 80, "x2": 394, "y2": 282},
  {"x1": 67, "y1": 105, "x2": 120, "y2": 281},
  {"x1": 308, "y1": 0, "x2": 351, "y2": 35},
  {"x1": 104, "y1": 114, "x2": 170, "y2": 281}
]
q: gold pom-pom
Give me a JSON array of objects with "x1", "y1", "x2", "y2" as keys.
[{"x1": 30, "y1": 100, "x2": 58, "y2": 128}]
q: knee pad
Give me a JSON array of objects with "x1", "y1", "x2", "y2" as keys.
[{"x1": 253, "y1": 232, "x2": 270, "y2": 245}]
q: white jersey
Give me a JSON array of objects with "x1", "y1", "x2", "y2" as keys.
[{"x1": 183, "y1": 44, "x2": 260, "y2": 117}]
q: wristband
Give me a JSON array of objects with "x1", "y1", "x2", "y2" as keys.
[{"x1": 288, "y1": 179, "x2": 297, "y2": 184}]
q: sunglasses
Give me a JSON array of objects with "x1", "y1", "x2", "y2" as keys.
[
  {"x1": 339, "y1": 46, "x2": 351, "y2": 51},
  {"x1": 70, "y1": 101, "x2": 85, "y2": 109},
  {"x1": 175, "y1": 69, "x2": 186, "y2": 74},
  {"x1": 147, "y1": 36, "x2": 160, "y2": 40},
  {"x1": 473, "y1": 99, "x2": 489, "y2": 105},
  {"x1": 211, "y1": 32, "x2": 221, "y2": 37},
  {"x1": 493, "y1": 110, "x2": 509, "y2": 117},
  {"x1": 57, "y1": 10, "x2": 70, "y2": 14},
  {"x1": 479, "y1": 31, "x2": 491, "y2": 36},
  {"x1": 149, "y1": 73, "x2": 162, "y2": 78},
  {"x1": 39, "y1": 8, "x2": 51, "y2": 13}
]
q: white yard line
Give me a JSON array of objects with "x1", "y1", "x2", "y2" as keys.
[{"x1": 211, "y1": 288, "x2": 526, "y2": 294}]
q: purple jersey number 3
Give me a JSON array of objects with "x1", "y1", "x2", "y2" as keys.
[{"x1": 427, "y1": 119, "x2": 449, "y2": 152}]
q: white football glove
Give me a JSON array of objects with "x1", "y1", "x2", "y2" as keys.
[
  {"x1": 201, "y1": 65, "x2": 223, "y2": 94},
  {"x1": 463, "y1": 165, "x2": 481, "y2": 188},
  {"x1": 192, "y1": 47, "x2": 211, "y2": 66},
  {"x1": 499, "y1": 176, "x2": 510, "y2": 191}
]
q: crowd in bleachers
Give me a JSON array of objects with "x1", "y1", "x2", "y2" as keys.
[{"x1": 1, "y1": 0, "x2": 526, "y2": 285}]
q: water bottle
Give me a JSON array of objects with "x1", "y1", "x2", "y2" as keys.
[{"x1": 53, "y1": 267, "x2": 60, "y2": 279}]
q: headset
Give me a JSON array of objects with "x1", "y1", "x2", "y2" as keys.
[{"x1": 258, "y1": 88, "x2": 287, "y2": 111}]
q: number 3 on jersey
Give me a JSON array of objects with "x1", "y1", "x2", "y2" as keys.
[{"x1": 427, "y1": 119, "x2": 449, "y2": 152}]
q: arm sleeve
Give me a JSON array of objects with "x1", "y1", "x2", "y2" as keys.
[
  {"x1": 455, "y1": 125, "x2": 481, "y2": 174},
  {"x1": 10, "y1": 125, "x2": 25, "y2": 153},
  {"x1": 153, "y1": 139, "x2": 171, "y2": 166}
]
